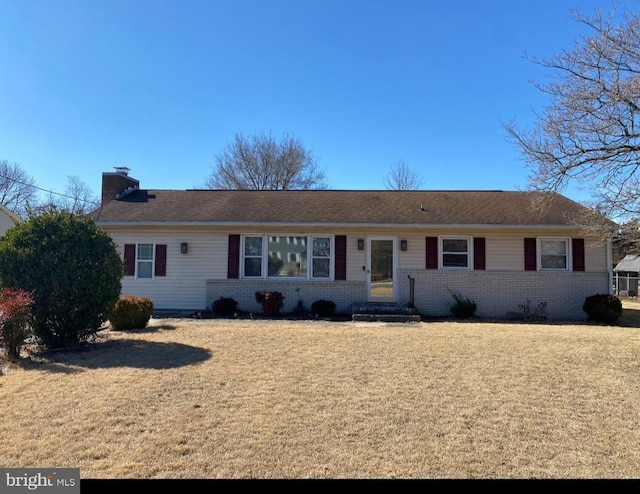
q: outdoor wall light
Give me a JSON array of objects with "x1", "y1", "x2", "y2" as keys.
[
  {"x1": 357, "y1": 239, "x2": 365, "y2": 250},
  {"x1": 181, "y1": 242, "x2": 188, "y2": 254},
  {"x1": 400, "y1": 239, "x2": 408, "y2": 251}
]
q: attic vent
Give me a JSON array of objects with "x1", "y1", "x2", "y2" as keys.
[{"x1": 116, "y1": 185, "x2": 139, "y2": 199}]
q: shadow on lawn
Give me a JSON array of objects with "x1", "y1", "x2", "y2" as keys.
[
  {"x1": 618, "y1": 306, "x2": 640, "y2": 327},
  {"x1": 28, "y1": 339, "x2": 212, "y2": 373}
]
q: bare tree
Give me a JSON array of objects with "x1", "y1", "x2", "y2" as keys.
[
  {"x1": 383, "y1": 159, "x2": 424, "y2": 190},
  {"x1": 612, "y1": 217, "x2": 640, "y2": 262},
  {"x1": 204, "y1": 132, "x2": 327, "y2": 190},
  {"x1": 38, "y1": 176, "x2": 100, "y2": 215},
  {"x1": 0, "y1": 159, "x2": 39, "y2": 219},
  {"x1": 504, "y1": 5, "x2": 640, "y2": 222}
]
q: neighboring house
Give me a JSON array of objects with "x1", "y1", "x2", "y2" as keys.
[
  {"x1": 0, "y1": 203, "x2": 20, "y2": 235},
  {"x1": 92, "y1": 169, "x2": 616, "y2": 320},
  {"x1": 613, "y1": 254, "x2": 640, "y2": 296}
]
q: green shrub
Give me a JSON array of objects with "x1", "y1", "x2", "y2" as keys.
[
  {"x1": 311, "y1": 299, "x2": 336, "y2": 318},
  {"x1": 448, "y1": 289, "x2": 477, "y2": 319},
  {"x1": 582, "y1": 294, "x2": 622, "y2": 324},
  {"x1": 0, "y1": 210, "x2": 122, "y2": 348},
  {"x1": 212, "y1": 297, "x2": 238, "y2": 317},
  {"x1": 255, "y1": 291, "x2": 285, "y2": 316},
  {"x1": 0, "y1": 288, "x2": 34, "y2": 359},
  {"x1": 109, "y1": 296, "x2": 154, "y2": 330}
]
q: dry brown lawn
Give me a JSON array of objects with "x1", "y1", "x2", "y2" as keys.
[{"x1": 2, "y1": 301, "x2": 640, "y2": 479}]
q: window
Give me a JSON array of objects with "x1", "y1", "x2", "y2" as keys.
[
  {"x1": 124, "y1": 243, "x2": 167, "y2": 278},
  {"x1": 136, "y1": 243, "x2": 154, "y2": 278},
  {"x1": 440, "y1": 237, "x2": 471, "y2": 269},
  {"x1": 244, "y1": 236, "x2": 263, "y2": 277},
  {"x1": 539, "y1": 238, "x2": 569, "y2": 270},
  {"x1": 241, "y1": 235, "x2": 332, "y2": 279},
  {"x1": 311, "y1": 236, "x2": 331, "y2": 278}
]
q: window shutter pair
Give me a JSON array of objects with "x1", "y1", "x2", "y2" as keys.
[
  {"x1": 123, "y1": 244, "x2": 167, "y2": 276},
  {"x1": 523, "y1": 238, "x2": 585, "y2": 271},
  {"x1": 425, "y1": 237, "x2": 485, "y2": 270},
  {"x1": 227, "y1": 234, "x2": 348, "y2": 280}
]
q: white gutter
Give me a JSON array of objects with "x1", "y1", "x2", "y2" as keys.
[{"x1": 93, "y1": 220, "x2": 592, "y2": 231}]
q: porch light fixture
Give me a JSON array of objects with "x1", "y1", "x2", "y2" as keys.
[
  {"x1": 357, "y1": 239, "x2": 364, "y2": 250},
  {"x1": 181, "y1": 242, "x2": 188, "y2": 254},
  {"x1": 400, "y1": 239, "x2": 408, "y2": 251}
]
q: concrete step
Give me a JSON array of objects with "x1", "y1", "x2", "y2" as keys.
[
  {"x1": 351, "y1": 304, "x2": 421, "y2": 323},
  {"x1": 352, "y1": 313, "x2": 422, "y2": 323}
]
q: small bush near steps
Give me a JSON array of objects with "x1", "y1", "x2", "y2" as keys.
[
  {"x1": 109, "y1": 296, "x2": 154, "y2": 330},
  {"x1": 311, "y1": 299, "x2": 336, "y2": 318},
  {"x1": 448, "y1": 289, "x2": 477, "y2": 319}
]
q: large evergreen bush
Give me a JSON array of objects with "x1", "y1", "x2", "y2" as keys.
[{"x1": 0, "y1": 210, "x2": 123, "y2": 348}]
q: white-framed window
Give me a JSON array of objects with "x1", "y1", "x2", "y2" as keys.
[
  {"x1": 539, "y1": 238, "x2": 569, "y2": 270},
  {"x1": 243, "y1": 236, "x2": 263, "y2": 277},
  {"x1": 440, "y1": 236, "x2": 471, "y2": 269},
  {"x1": 311, "y1": 236, "x2": 331, "y2": 279},
  {"x1": 136, "y1": 243, "x2": 154, "y2": 279},
  {"x1": 242, "y1": 235, "x2": 332, "y2": 279}
]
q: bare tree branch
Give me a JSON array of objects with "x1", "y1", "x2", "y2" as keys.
[
  {"x1": 383, "y1": 159, "x2": 424, "y2": 190},
  {"x1": 37, "y1": 176, "x2": 100, "y2": 215},
  {"x1": 204, "y1": 132, "x2": 327, "y2": 190},
  {"x1": 504, "y1": 3, "x2": 640, "y2": 221},
  {"x1": 0, "y1": 159, "x2": 39, "y2": 219}
]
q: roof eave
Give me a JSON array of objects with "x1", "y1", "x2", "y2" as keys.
[{"x1": 94, "y1": 220, "x2": 597, "y2": 230}]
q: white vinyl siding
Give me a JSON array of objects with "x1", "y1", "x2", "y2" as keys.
[
  {"x1": 111, "y1": 228, "x2": 228, "y2": 310},
  {"x1": 0, "y1": 208, "x2": 18, "y2": 236}
]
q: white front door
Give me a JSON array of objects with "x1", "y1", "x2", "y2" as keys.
[{"x1": 367, "y1": 236, "x2": 397, "y2": 302}]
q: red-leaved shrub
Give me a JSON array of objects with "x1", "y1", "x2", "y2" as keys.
[{"x1": 0, "y1": 288, "x2": 34, "y2": 358}]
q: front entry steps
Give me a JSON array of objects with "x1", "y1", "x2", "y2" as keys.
[{"x1": 351, "y1": 303, "x2": 421, "y2": 323}]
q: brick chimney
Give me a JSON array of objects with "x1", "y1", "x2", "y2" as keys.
[{"x1": 101, "y1": 167, "x2": 140, "y2": 204}]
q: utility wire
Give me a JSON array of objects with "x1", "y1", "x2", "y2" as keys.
[{"x1": 0, "y1": 173, "x2": 101, "y2": 207}]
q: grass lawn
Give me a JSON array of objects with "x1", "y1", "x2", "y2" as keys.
[{"x1": 1, "y1": 301, "x2": 640, "y2": 479}]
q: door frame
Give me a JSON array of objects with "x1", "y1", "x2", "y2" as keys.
[{"x1": 366, "y1": 235, "x2": 398, "y2": 302}]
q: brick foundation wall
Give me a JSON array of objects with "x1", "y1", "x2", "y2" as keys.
[
  {"x1": 206, "y1": 279, "x2": 366, "y2": 315},
  {"x1": 399, "y1": 270, "x2": 610, "y2": 320},
  {"x1": 206, "y1": 270, "x2": 610, "y2": 320}
]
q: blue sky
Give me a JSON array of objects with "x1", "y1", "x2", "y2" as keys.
[{"x1": 0, "y1": 0, "x2": 635, "y2": 205}]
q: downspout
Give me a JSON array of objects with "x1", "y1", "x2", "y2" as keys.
[
  {"x1": 607, "y1": 235, "x2": 613, "y2": 295},
  {"x1": 408, "y1": 275, "x2": 415, "y2": 308}
]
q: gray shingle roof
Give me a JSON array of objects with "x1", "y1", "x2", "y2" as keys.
[
  {"x1": 614, "y1": 254, "x2": 640, "y2": 272},
  {"x1": 92, "y1": 189, "x2": 606, "y2": 227}
]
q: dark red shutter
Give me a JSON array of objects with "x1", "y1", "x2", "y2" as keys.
[
  {"x1": 426, "y1": 237, "x2": 438, "y2": 269},
  {"x1": 228, "y1": 234, "x2": 240, "y2": 279},
  {"x1": 572, "y1": 238, "x2": 585, "y2": 271},
  {"x1": 473, "y1": 237, "x2": 486, "y2": 270},
  {"x1": 124, "y1": 244, "x2": 135, "y2": 276},
  {"x1": 155, "y1": 244, "x2": 167, "y2": 277},
  {"x1": 335, "y1": 235, "x2": 347, "y2": 280},
  {"x1": 524, "y1": 238, "x2": 537, "y2": 271}
]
